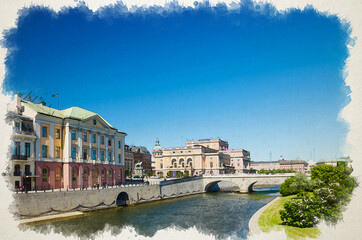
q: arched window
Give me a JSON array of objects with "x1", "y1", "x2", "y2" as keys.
[
  {"x1": 179, "y1": 159, "x2": 185, "y2": 168},
  {"x1": 108, "y1": 169, "x2": 113, "y2": 181},
  {"x1": 55, "y1": 167, "x2": 61, "y2": 182},
  {"x1": 42, "y1": 168, "x2": 48, "y2": 182},
  {"x1": 83, "y1": 168, "x2": 88, "y2": 181},
  {"x1": 72, "y1": 167, "x2": 77, "y2": 181},
  {"x1": 171, "y1": 159, "x2": 177, "y2": 168},
  {"x1": 187, "y1": 158, "x2": 193, "y2": 168}
]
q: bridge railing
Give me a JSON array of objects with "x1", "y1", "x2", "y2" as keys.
[
  {"x1": 13, "y1": 181, "x2": 160, "y2": 194},
  {"x1": 160, "y1": 176, "x2": 203, "y2": 186}
]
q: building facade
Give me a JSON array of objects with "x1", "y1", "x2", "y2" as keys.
[
  {"x1": 124, "y1": 145, "x2": 134, "y2": 173},
  {"x1": 250, "y1": 156, "x2": 309, "y2": 172},
  {"x1": 223, "y1": 149, "x2": 251, "y2": 173},
  {"x1": 153, "y1": 138, "x2": 249, "y2": 177},
  {"x1": 6, "y1": 94, "x2": 126, "y2": 190}
]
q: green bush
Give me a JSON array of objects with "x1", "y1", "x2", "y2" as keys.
[
  {"x1": 280, "y1": 162, "x2": 358, "y2": 227},
  {"x1": 176, "y1": 171, "x2": 183, "y2": 178},
  {"x1": 280, "y1": 196, "x2": 321, "y2": 228},
  {"x1": 279, "y1": 173, "x2": 314, "y2": 196}
]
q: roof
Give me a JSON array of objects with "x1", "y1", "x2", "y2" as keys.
[
  {"x1": 22, "y1": 100, "x2": 117, "y2": 130},
  {"x1": 279, "y1": 160, "x2": 308, "y2": 165}
]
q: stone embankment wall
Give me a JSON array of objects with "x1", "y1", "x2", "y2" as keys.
[{"x1": 13, "y1": 177, "x2": 205, "y2": 217}]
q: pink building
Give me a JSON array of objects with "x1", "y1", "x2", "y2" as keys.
[{"x1": 7, "y1": 94, "x2": 126, "y2": 190}]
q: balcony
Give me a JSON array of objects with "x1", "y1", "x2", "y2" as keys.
[{"x1": 11, "y1": 155, "x2": 28, "y2": 160}]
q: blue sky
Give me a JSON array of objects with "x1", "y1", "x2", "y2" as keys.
[{"x1": 3, "y1": 2, "x2": 350, "y2": 161}]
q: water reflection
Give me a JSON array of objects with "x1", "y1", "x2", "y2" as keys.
[{"x1": 29, "y1": 189, "x2": 279, "y2": 239}]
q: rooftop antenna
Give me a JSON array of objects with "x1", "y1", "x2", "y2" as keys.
[
  {"x1": 32, "y1": 96, "x2": 38, "y2": 102},
  {"x1": 23, "y1": 91, "x2": 32, "y2": 100}
]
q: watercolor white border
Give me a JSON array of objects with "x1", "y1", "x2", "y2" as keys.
[{"x1": 0, "y1": 0, "x2": 361, "y2": 239}]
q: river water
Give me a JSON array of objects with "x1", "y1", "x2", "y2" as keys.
[{"x1": 30, "y1": 187, "x2": 279, "y2": 239}]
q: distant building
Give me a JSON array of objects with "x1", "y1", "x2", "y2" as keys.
[
  {"x1": 279, "y1": 159, "x2": 308, "y2": 172},
  {"x1": 124, "y1": 145, "x2": 134, "y2": 173},
  {"x1": 316, "y1": 156, "x2": 352, "y2": 167},
  {"x1": 153, "y1": 138, "x2": 249, "y2": 177},
  {"x1": 223, "y1": 149, "x2": 251, "y2": 173},
  {"x1": 250, "y1": 161, "x2": 280, "y2": 171},
  {"x1": 125, "y1": 145, "x2": 152, "y2": 175},
  {"x1": 250, "y1": 156, "x2": 309, "y2": 172}
]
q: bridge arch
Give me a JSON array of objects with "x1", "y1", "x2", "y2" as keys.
[
  {"x1": 116, "y1": 191, "x2": 129, "y2": 206},
  {"x1": 204, "y1": 180, "x2": 240, "y2": 192},
  {"x1": 248, "y1": 181, "x2": 257, "y2": 193}
]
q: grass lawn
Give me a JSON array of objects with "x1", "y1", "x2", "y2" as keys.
[{"x1": 258, "y1": 195, "x2": 321, "y2": 239}]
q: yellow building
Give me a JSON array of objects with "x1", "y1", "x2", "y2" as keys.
[{"x1": 153, "y1": 139, "x2": 242, "y2": 177}]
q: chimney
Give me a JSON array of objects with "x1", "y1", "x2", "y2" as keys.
[{"x1": 15, "y1": 93, "x2": 21, "y2": 114}]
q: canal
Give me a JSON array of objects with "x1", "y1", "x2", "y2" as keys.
[{"x1": 30, "y1": 187, "x2": 279, "y2": 239}]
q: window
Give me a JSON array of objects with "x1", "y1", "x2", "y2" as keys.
[
  {"x1": 72, "y1": 168, "x2": 77, "y2": 181},
  {"x1": 108, "y1": 152, "x2": 112, "y2": 161},
  {"x1": 160, "y1": 163, "x2": 163, "y2": 169},
  {"x1": 55, "y1": 146, "x2": 61, "y2": 158},
  {"x1": 118, "y1": 140, "x2": 121, "y2": 149},
  {"x1": 210, "y1": 162, "x2": 213, "y2": 168},
  {"x1": 14, "y1": 142, "x2": 20, "y2": 156},
  {"x1": 83, "y1": 149, "x2": 88, "y2": 160},
  {"x1": 14, "y1": 122, "x2": 20, "y2": 132},
  {"x1": 71, "y1": 147, "x2": 76, "y2": 159},
  {"x1": 42, "y1": 126, "x2": 47, "y2": 137},
  {"x1": 108, "y1": 170, "x2": 112, "y2": 181},
  {"x1": 71, "y1": 130, "x2": 76, "y2": 140},
  {"x1": 55, "y1": 128, "x2": 60, "y2": 139},
  {"x1": 42, "y1": 168, "x2": 48, "y2": 182},
  {"x1": 15, "y1": 181, "x2": 20, "y2": 189},
  {"x1": 42, "y1": 145, "x2": 47, "y2": 158},
  {"x1": 25, "y1": 165, "x2": 31, "y2": 175},
  {"x1": 118, "y1": 171, "x2": 122, "y2": 181},
  {"x1": 55, "y1": 167, "x2": 61, "y2": 182},
  {"x1": 92, "y1": 134, "x2": 96, "y2": 143},
  {"x1": 118, "y1": 154, "x2": 121, "y2": 163},
  {"x1": 25, "y1": 143, "x2": 30, "y2": 157},
  {"x1": 100, "y1": 136, "x2": 104, "y2": 144},
  {"x1": 83, "y1": 132, "x2": 87, "y2": 142},
  {"x1": 108, "y1": 139, "x2": 112, "y2": 146},
  {"x1": 14, "y1": 165, "x2": 21, "y2": 176},
  {"x1": 83, "y1": 168, "x2": 88, "y2": 181},
  {"x1": 100, "y1": 151, "x2": 105, "y2": 161},
  {"x1": 92, "y1": 149, "x2": 97, "y2": 160}
]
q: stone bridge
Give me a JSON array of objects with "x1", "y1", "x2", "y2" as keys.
[
  {"x1": 203, "y1": 173, "x2": 295, "y2": 193},
  {"x1": 14, "y1": 174, "x2": 294, "y2": 216}
]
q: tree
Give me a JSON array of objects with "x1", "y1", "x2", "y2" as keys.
[
  {"x1": 176, "y1": 171, "x2": 183, "y2": 178},
  {"x1": 280, "y1": 163, "x2": 358, "y2": 227},
  {"x1": 166, "y1": 171, "x2": 171, "y2": 178},
  {"x1": 290, "y1": 172, "x2": 315, "y2": 198},
  {"x1": 279, "y1": 173, "x2": 314, "y2": 197},
  {"x1": 125, "y1": 169, "x2": 132, "y2": 178}
]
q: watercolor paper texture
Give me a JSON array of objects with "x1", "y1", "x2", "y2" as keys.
[{"x1": 0, "y1": 0, "x2": 361, "y2": 239}]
